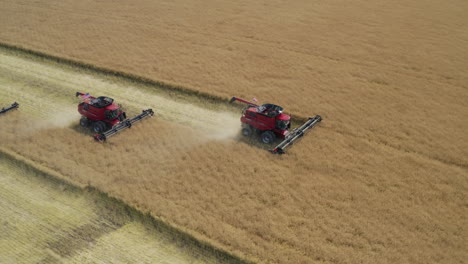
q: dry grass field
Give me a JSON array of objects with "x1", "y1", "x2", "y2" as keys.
[{"x1": 1, "y1": 0, "x2": 467, "y2": 263}]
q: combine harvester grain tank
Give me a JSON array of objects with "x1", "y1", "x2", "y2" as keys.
[
  {"x1": 229, "y1": 96, "x2": 321, "y2": 154},
  {"x1": 0, "y1": 102, "x2": 19, "y2": 115}
]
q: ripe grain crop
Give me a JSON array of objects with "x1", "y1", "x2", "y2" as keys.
[{"x1": 1, "y1": 47, "x2": 467, "y2": 263}]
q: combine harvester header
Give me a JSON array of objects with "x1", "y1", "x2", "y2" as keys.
[
  {"x1": 0, "y1": 102, "x2": 19, "y2": 115},
  {"x1": 270, "y1": 115, "x2": 322, "y2": 154},
  {"x1": 94, "y1": 109, "x2": 154, "y2": 142}
]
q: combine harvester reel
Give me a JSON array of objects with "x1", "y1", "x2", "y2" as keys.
[
  {"x1": 0, "y1": 102, "x2": 19, "y2": 115},
  {"x1": 229, "y1": 96, "x2": 321, "y2": 154},
  {"x1": 75, "y1": 92, "x2": 154, "y2": 142},
  {"x1": 270, "y1": 115, "x2": 321, "y2": 154}
]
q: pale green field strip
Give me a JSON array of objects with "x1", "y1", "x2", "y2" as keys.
[
  {"x1": 0, "y1": 155, "x2": 239, "y2": 263},
  {"x1": 0, "y1": 47, "x2": 240, "y2": 138}
]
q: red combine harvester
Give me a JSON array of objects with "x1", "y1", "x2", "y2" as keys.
[
  {"x1": 229, "y1": 97, "x2": 321, "y2": 154},
  {"x1": 76, "y1": 92, "x2": 154, "y2": 141},
  {"x1": 0, "y1": 102, "x2": 19, "y2": 115}
]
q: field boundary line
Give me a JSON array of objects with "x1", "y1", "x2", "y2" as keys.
[
  {"x1": 0, "y1": 42, "x2": 220, "y2": 103},
  {"x1": 0, "y1": 41, "x2": 311, "y2": 123},
  {"x1": 0, "y1": 147, "x2": 254, "y2": 264}
]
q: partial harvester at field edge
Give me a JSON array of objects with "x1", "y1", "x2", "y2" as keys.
[{"x1": 0, "y1": 102, "x2": 19, "y2": 115}]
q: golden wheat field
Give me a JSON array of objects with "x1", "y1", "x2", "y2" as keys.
[{"x1": 1, "y1": 0, "x2": 467, "y2": 263}]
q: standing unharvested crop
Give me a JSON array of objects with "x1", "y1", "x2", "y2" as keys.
[{"x1": 0, "y1": 0, "x2": 467, "y2": 262}]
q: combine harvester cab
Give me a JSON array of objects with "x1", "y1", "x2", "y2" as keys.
[
  {"x1": 229, "y1": 96, "x2": 321, "y2": 154},
  {"x1": 76, "y1": 92, "x2": 154, "y2": 142},
  {"x1": 0, "y1": 102, "x2": 19, "y2": 115}
]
